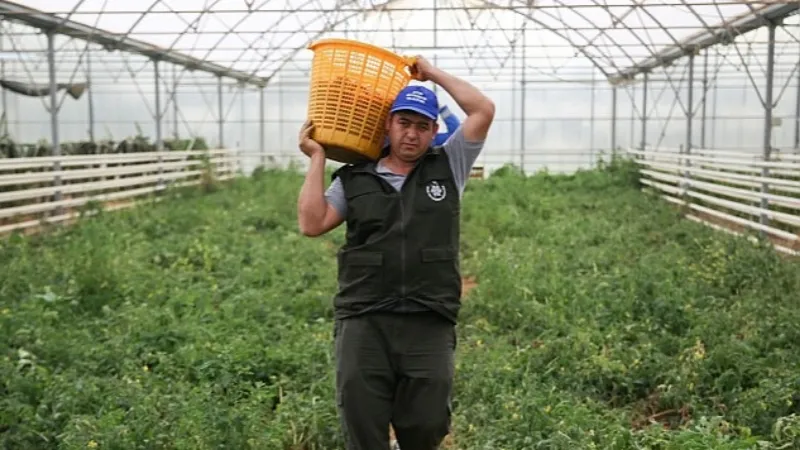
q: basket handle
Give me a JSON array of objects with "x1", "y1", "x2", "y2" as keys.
[{"x1": 403, "y1": 56, "x2": 421, "y2": 80}]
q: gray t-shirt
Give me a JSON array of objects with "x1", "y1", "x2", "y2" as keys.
[{"x1": 325, "y1": 126, "x2": 484, "y2": 217}]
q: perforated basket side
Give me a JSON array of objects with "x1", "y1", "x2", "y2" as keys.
[{"x1": 307, "y1": 40, "x2": 413, "y2": 162}]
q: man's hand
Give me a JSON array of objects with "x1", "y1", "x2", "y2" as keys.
[
  {"x1": 299, "y1": 119, "x2": 325, "y2": 158},
  {"x1": 409, "y1": 56, "x2": 436, "y2": 82}
]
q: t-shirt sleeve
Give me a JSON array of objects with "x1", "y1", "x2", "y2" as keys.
[
  {"x1": 325, "y1": 176, "x2": 347, "y2": 218},
  {"x1": 442, "y1": 126, "x2": 485, "y2": 195}
]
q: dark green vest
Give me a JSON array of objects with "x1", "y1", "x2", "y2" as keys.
[{"x1": 331, "y1": 147, "x2": 462, "y2": 324}]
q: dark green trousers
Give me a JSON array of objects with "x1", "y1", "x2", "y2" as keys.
[{"x1": 333, "y1": 311, "x2": 457, "y2": 450}]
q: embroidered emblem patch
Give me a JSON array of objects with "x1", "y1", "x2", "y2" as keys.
[{"x1": 426, "y1": 181, "x2": 446, "y2": 202}]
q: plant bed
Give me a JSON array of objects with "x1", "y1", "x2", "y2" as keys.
[{"x1": 1, "y1": 161, "x2": 799, "y2": 449}]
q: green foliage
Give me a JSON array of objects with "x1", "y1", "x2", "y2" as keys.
[
  {"x1": 0, "y1": 133, "x2": 210, "y2": 158},
  {"x1": 1, "y1": 162, "x2": 799, "y2": 449}
]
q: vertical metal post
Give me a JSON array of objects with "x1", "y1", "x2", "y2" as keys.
[
  {"x1": 86, "y1": 51, "x2": 95, "y2": 142},
  {"x1": 47, "y1": 30, "x2": 61, "y2": 209},
  {"x1": 218, "y1": 75, "x2": 224, "y2": 148},
  {"x1": 510, "y1": 27, "x2": 517, "y2": 162},
  {"x1": 629, "y1": 84, "x2": 635, "y2": 147},
  {"x1": 154, "y1": 59, "x2": 163, "y2": 151},
  {"x1": 239, "y1": 83, "x2": 244, "y2": 174},
  {"x1": 711, "y1": 51, "x2": 719, "y2": 148},
  {"x1": 259, "y1": 85, "x2": 265, "y2": 167},
  {"x1": 0, "y1": 32, "x2": 6, "y2": 138},
  {"x1": 589, "y1": 69, "x2": 596, "y2": 166},
  {"x1": 701, "y1": 49, "x2": 709, "y2": 149},
  {"x1": 640, "y1": 72, "x2": 648, "y2": 151},
  {"x1": 432, "y1": 0, "x2": 438, "y2": 97},
  {"x1": 239, "y1": 83, "x2": 244, "y2": 149},
  {"x1": 794, "y1": 42, "x2": 800, "y2": 149},
  {"x1": 685, "y1": 50, "x2": 695, "y2": 182},
  {"x1": 611, "y1": 86, "x2": 617, "y2": 154},
  {"x1": 279, "y1": 76, "x2": 284, "y2": 159},
  {"x1": 173, "y1": 64, "x2": 179, "y2": 140},
  {"x1": 154, "y1": 58, "x2": 163, "y2": 188},
  {"x1": 761, "y1": 21, "x2": 776, "y2": 228},
  {"x1": 520, "y1": 22, "x2": 526, "y2": 171}
]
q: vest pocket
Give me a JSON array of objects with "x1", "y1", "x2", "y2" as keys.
[
  {"x1": 337, "y1": 250, "x2": 384, "y2": 297},
  {"x1": 418, "y1": 247, "x2": 461, "y2": 300}
]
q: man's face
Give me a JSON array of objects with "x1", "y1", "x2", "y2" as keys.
[{"x1": 385, "y1": 111, "x2": 439, "y2": 162}]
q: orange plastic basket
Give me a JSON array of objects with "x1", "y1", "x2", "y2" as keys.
[{"x1": 306, "y1": 38, "x2": 417, "y2": 164}]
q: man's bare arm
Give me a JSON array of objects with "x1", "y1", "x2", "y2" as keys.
[
  {"x1": 297, "y1": 151, "x2": 344, "y2": 237},
  {"x1": 420, "y1": 59, "x2": 495, "y2": 143},
  {"x1": 296, "y1": 121, "x2": 345, "y2": 237}
]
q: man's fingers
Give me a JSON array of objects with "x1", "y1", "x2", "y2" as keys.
[
  {"x1": 299, "y1": 120, "x2": 317, "y2": 152},
  {"x1": 301, "y1": 119, "x2": 315, "y2": 136},
  {"x1": 300, "y1": 120, "x2": 312, "y2": 139}
]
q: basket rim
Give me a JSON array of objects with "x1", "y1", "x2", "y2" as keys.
[{"x1": 307, "y1": 38, "x2": 412, "y2": 67}]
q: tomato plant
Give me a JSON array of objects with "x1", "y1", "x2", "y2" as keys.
[{"x1": 1, "y1": 162, "x2": 798, "y2": 449}]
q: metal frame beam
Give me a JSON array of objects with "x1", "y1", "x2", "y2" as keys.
[
  {"x1": 608, "y1": 2, "x2": 800, "y2": 85},
  {"x1": 0, "y1": 0, "x2": 268, "y2": 87}
]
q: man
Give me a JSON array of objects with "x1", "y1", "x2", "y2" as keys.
[{"x1": 296, "y1": 55, "x2": 494, "y2": 450}]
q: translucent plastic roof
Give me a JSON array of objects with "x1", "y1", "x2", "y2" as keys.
[{"x1": 4, "y1": 0, "x2": 797, "y2": 84}]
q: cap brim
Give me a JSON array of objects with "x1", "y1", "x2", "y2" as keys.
[{"x1": 390, "y1": 105, "x2": 437, "y2": 121}]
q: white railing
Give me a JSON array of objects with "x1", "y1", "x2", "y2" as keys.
[
  {"x1": 0, "y1": 148, "x2": 239, "y2": 235},
  {"x1": 626, "y1": 146, "x2": 800, "y2": 256}
]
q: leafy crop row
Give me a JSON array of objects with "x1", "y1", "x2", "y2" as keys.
[
  {"x1": 1, "y1": 158, "x2": 798, "y2": 449},
  {"x1": 0, "y1": 132, "x2": 210, "y2": 158}
]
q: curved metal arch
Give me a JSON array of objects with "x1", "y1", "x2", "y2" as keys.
[
  {"x1": 567, "y1": 0, "x2": 640, "y2": 70},
  {"x1": 531, "y1": 0, "x2": 638, "y2": 73},
  {"x1": 71, "y1": 0, "x2": 798, "y2": 87},
  {"x1": 250, "y1": 0, "x2": 619, "y2": 83},
  {"x1": 245, "y1": 0, "x2": 410, "y2": 84},
  {"x1": 155, "y1": 0, "x2": 301, "y2": 80},
  {"x1": 257, "y1": 0, "x2": 684, "y2": 82},
  {"x1": 484, "y1": 0, "x2": 611, "y2": 79},
  {"x1": 496, "y1": 0, "x2": 702, "y2": 79},
  {"x1": 192, "y1": 0, "x2": 347, "y2": 78}
]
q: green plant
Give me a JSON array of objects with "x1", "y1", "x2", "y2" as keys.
[{"x1": 1, "y1": 164, "x2": 798, "y2": 449}]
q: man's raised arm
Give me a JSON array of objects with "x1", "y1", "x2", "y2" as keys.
[{"x1": 413, "y1": 57, "x2": 495, "y2": 142}]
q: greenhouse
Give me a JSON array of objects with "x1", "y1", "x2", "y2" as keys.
[{"x1": 1, "y1": 1, "x2": 799, "y2": 449}]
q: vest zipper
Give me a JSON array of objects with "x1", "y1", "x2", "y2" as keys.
[
  {"x1": 400, "y1": 196, "x2": 406, "y2": 299},
  {"x1": 365, "y1": 160, "x2": 427, "y2": 301},
  {"x1": 397, "y1": 161, "x2": 426, "y2": 301}
]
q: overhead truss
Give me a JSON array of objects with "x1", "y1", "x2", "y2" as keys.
[
  {"x1": 1, "y1": 1, "x2": 798, "y2": 87},
  {"x1": 608, "y1": 1, "x2": 800, "y2": 85}
]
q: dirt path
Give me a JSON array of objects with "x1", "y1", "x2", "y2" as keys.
[{"x1": 462, "y1": 276, "x2": 478, "y2": 298}]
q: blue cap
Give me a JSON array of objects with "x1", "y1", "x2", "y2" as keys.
[{"x1": 389, "y1": 85, "x2": 439, "y2": 121}]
